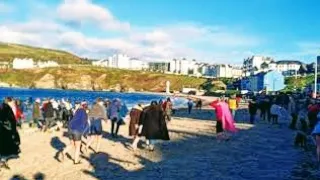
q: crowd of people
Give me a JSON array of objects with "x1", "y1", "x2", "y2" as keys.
[
  {"x1": 0, "y1": 96, "x2": 174, "y2": 167},
  {"x1": 3, "y1": 91, "x2": 320, "y2": 171}
]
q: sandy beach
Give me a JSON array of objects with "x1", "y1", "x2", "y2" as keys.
[{"x1": 1, "y1": 108, "x2": 319, "y2": 180}]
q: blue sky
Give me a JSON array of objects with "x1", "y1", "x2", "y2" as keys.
[{"x1": 0, "y1": 0, "x2": 319, "y2": 64}]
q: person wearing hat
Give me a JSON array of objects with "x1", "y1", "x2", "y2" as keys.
[{"x1": 32, "y1": 98, "x2": 42, "y2": 128}]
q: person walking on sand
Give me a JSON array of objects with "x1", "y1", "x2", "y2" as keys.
[
  {"x1": 187, "y1": 98, "x2": 193, "y2": 114},
  {"x1": 228, "y1": 95, "x2": 237, "y2": 120},
  {"x1": 163, "y1": 98, "x2": 173, "y2": 121},
  {"x1": 85, "y1": 98, "x2": 107, "y2": 153},
  {"x1": 32, "y1": 98, "x2": 42, "y2": 128},
  {"x1": 109, "y1": 99, "x2": 128, "y2": 137},
  {"x1": 132, "y1": 101, "x2": 170, "y2": 151},
  {"x1": 59, "y1": 102, "x2": 88, "y2": 164},
  {"x1": 0, "y1": 98, "x2": 21, "y2": 170},
  {"x1": 210, "y1": 98, "x2": 237, "y2": 141},
  {"x1": 129, "y1": 104, "x2": 143, "y2": 139},
  {"x1": 42, "y1": 99, "x2": 55, "y2": 132},
  {"x1": 248, "y1": 97, "x2": 258, "y2": 124}
]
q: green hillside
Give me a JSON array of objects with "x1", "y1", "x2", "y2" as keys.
[
  {"x1": 0, "y1": 42, "x2": 89, "y2": 64},
  {"x1": 0, "y1": 66, "x2": 207, "y2": 92}
]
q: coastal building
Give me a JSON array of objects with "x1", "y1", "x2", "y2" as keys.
[
  {"x1": 129, "y1": 58, "x2": 144, "y2": 70},
  {"x1": 168, "y1": 58, "x2": 198, "y2": 75},
  {"x1": 109, "y1": 54, "x2": 130, "y2": 69},
  {"x1": 12, "y1": 58, "x2": 35, "y2": 69},
  {"x1": 0, "y1": 62, "x2": 10, "y2": 69},
  {"x1": 276, "y1": 60, "x2": 302, "y2": 73},
  {"x1": 37, "y1": 61, "x2": 59, "y2": 68},
  {"x1": 240, "y1": 70, "x2": 285, "y2": 92},
  {"x1": 242, "y1": 56, "x2": 274, "y2": 76},
  {"x1": 148, "y1": 62, "x2": 169, "y2": 72}
]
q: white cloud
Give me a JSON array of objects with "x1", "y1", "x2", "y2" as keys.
[
  {"x1": 57, "y1": 0, "x2": 130, "y2": 31},
  {"x1": 0, "y1": 1, "x2": 263, "y2": 63}
]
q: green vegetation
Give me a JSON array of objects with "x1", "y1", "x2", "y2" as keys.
[
  {"x1": 0, "y1": 67, "x2": 207, "y2": 92},
  {"x1": 0, "y1": 42, "x2": 90, "y2": 64},
  {"x1": 283, "y1": 75, "x2": 314, "y2": 92}
]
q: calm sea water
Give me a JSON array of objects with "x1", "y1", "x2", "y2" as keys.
[{"x1": 0, "y1": 87, "x2": 188, "y2": 109}]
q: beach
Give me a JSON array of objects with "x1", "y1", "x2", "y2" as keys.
[{"x1": 1, "y1": 108, "x2": 319, "y2": 180}]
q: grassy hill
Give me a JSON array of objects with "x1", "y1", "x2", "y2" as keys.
[
  {"x1": 0, "y1": 42, "x2": 89, "y2": 64},
  {"x1": 0, "y1": 67, "x2": 207, "y2": 92}
]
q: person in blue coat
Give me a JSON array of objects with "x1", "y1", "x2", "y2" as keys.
[{"x1": 59, "y1": 102, "x2": 88, "y2": 164}]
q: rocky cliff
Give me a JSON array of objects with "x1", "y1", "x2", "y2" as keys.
[{"x1": 0, "y1": 67, "x2": 206, "y2": 92}]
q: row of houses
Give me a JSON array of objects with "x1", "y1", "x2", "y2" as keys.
[
  {"x1": 242, "y1": 56, "x2": 303, "y2": 77},
  {"x1": 2, "y1": 58, "x2": 60, "y2": 69},
  {"x1": 92, "y1": 54, "x2": 149, "y2": 70},
  {"x1": 239, "y1": 70, "x2": 286, "y2": 92}
]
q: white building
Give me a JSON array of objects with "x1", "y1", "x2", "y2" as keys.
[
  {"x1": 275, "y1": 60, "x2": 301, "y2": 72},
  {"x1": 37, "y1": 61, "x2": 59, "y2": 68},
  {"x1": 0, "y1": 62, "x2": 10, "y2": 69},
  {"x1": 12, "y1": 58, "x2": 35, "y2": 69},
  {"x1": 168, "y1": 58, "x2": 199, "y2": 75},
  {"x1": 129, "y1": 58, "x2": 144, "y2": 70},
  {"x1": 242, "y1": 56, "x2": 274, "y2": 76},
  {"x1": 109, "y1": 54, "x2": 130, "y2": 69},
  {"x1": 92, "y1": 59, "x2": 109, "y2": 67}
]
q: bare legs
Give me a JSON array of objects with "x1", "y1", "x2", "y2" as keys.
[
  {"x1": 86, "y1": 135, "x2": 102, "y2": 153},
  {"x1": 61, "y1": 139, "x2": 81, "y2": 164}
]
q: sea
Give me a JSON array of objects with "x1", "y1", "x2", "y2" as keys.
[
  {"x1": 0, "y1": 87, "x2": 188, "y2": 111},
  {"x1": 0, "y1": 87, "x2": 189, "y2": 122}
]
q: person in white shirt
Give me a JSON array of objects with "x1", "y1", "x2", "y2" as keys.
[{"x1": 270, "y1": 102, "x2": 282, "y2": 124}]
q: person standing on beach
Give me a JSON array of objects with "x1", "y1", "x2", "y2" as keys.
[
  {"x1": 132, "y1": 101, "x2": 170, "y2": 151},
  {"x1": 248, "y1": 97, "x2": 258, "y2": 124},
  {"x1": 32, "y1": 98, "x2": 42, "y2": 128},
  {"x1": 196, "y1": 99, "x2": 202, "y2": 110},
  {"x1": 0, "y1": 98, "x2": 21, "y2": 170},
  {"x1": 163, "y1": 98, "x2": 173, "y2": 121},
  {"x1": 59, "y1": 102, "x2": 88, "y2": 164},
  {"x1": 187, "y1": 99, "x2": 193, "y2": 114},
  {"x1": 210, "y1": 98, "x2": 237, "y2": 141},
  {"x1": 86, "y1": 98, "x2": 107, "y2": 153},
  {"x1": 42, "y1": 99, "x2": 55, "y2": 132},
  {"x1": 228, "y1": 95, "x2": 237, "y2": 120},
  {"x1": 129, "y1": 104, "x2": 143, "y2": 139},
  {"x1": 109, "y1": 99, "x2": 126, "y2": 137}
]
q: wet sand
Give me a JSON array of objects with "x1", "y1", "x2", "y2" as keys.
[{"x1": 1, "y1": 108, "x2": 319, "y2": 180}]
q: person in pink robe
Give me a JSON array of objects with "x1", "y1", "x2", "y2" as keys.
[{"x1": 210, "y1": 98, "x2": 237, "y2": 140}]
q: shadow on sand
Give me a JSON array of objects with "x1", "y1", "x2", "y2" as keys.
[
  {"x1": 10, "y1": 109, "x2": 318, "y2": 179},
  {"x1": 10, "y1": 172, "x2": 45, "y2": 180}
]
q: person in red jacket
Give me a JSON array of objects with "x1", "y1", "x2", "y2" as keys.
[{"x1": 5, "y1": 98, "x2": 24, "y2": 127}]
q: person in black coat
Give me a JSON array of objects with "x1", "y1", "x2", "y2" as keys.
[
  {"x1": 131, "y1": 101, "x2": 170, "y2": 151},
  {"x1": 0, "y1": 101, "x2": 21, "y2": 170}
]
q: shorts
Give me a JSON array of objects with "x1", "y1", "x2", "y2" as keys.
[
  {"x1": 216, "y1": 120, "x2": 223, "y2": 133},
  {"x1": 68, "y1": 130, "x2": 82, "y2": 141},
  {"x1": 90, "y1": 119, "x2": 103, "y2": 135}
]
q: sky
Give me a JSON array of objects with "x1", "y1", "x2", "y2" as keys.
[{"x1": 0, "y1": 0, "x2": 319, "y2": 64}]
